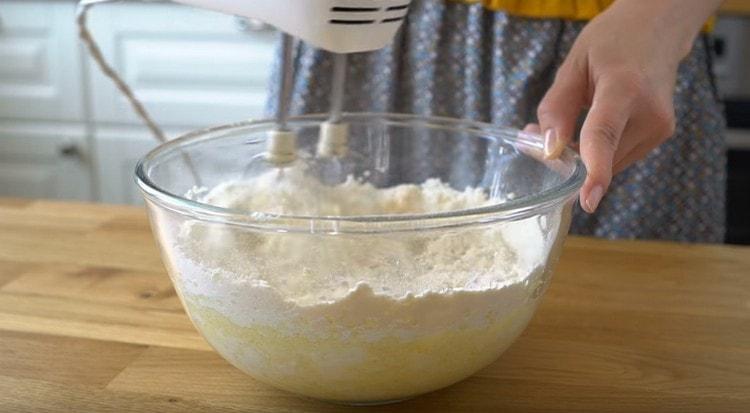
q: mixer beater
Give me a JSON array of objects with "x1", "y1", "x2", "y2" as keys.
[
  {"x1": 265, "y1": 33, "x2": 298, "y2": 166},
  {"x1": 317, "y1": 53, "x2": 349, "y2": 159}
]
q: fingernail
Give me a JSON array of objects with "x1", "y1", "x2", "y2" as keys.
[
  {"x1": 585, "y1": 185, "x2": 604, "y2": 213},
  {"x1": 543, "y1": 128, "x2": 561, "y2": 159}
]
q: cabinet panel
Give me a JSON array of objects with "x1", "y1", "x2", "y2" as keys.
[
  {"x1": 0, "y1": 1, "x2": 84, "y2": 121},
  {"x1": 0, "y1": 122, "x2": 92, "y2": 201},
  {"x1": 94, "y1": 126, "x2": 191, "y2": 205},
  {"x1": 86, "y1": 3, "x2": 276, "y2": 128}
]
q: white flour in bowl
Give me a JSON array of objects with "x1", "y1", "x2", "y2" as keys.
[{"x1": 165, "y1": 166, "x2": 561, "y2": 403}]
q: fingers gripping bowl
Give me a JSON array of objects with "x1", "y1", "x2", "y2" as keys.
[{"x1": 135, "y1": 113, "x2": 585, "y2": 405}]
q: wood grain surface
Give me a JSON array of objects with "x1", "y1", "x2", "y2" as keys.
[{"x1": 0, "y1": 198, "x2": 749, "y2": 413}]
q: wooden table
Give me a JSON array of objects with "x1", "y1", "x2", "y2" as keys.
[{"x1": 0, "y1": 199, "x2": 749, "y2": 412}]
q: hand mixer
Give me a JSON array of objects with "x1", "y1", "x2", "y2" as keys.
[{"x1": 77, "y1": 0, "x2": 413, "y2": 167}]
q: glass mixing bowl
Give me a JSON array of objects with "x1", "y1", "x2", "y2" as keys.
[{"x1": 136, "y1": 113, "x2": 585, "y2": 405}]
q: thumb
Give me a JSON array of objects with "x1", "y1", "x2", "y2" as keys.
[
  {"x1": 537, "y1": 60, "x2": 587, "y2": 160},
  {"x1": 578, "y1": 78, "x2": 634, "y2": 213}
]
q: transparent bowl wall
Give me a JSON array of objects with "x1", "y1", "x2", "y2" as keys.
[{"x1": 136, "y1": 113, "x2": 584, "y2": 405}]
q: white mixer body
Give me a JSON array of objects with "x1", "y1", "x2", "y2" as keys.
[{"x1": 173, "y1": 0, "x2": 412, "y2": 53}]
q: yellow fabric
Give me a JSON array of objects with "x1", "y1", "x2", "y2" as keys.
[{"x1": 458, "y1": 0, "x2": 714, "y2": 31}]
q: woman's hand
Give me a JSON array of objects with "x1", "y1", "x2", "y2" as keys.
[{"x1": 535, "y1": 0, "x2": 723, "y2": 213}]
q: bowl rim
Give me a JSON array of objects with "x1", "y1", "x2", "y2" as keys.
[{"x1": 135, "y1": 112, "x2": 586, "y2": 233}]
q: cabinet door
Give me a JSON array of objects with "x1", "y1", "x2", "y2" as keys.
[
  {"x1": 0, "y1": 1, "x2": 84, "y2": 121},
  {"x1": 86, "y1": 3, "x2": 276, "y2": 128},
  {"x1": 94, "y1": 126, "x2": 189, "y2": 205},
  {"x1": 0, "y1": 122, "x2": 92, "y2": 201}
]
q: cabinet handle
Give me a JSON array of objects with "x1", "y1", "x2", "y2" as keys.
[
  {"x1": 59, "y1": 143, "x2": 81, "y2": 158},
  {"x1": 234, "y1": 17, "x2": 270, "y2": 33}
]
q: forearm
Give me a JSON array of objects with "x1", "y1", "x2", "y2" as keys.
[{"x1": 610, "y1": 0, "x2": 724, "y2": 60}]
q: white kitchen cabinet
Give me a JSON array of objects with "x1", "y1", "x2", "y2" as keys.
[
  {"x1": 93, "y1": 126, "x2": 192, "y2": 205},
  {"x1": 0, "y1": 1, "x2": 84, "y2": 121},
  {"x1": 94, "y1": 130, "x2": 153, "y2": 206},
  {"x1": 0, "y1": 1, "x2": 277, "y2": 204},
  {"x1": 0, "y1": 0, "x2": 91, "y2": 202},
  {"x1": 86, "y1": 2, "x2": 276, "y2": 128},
  {"x1": 0, "y1": 121, "x2": 92, "y2": 201}
]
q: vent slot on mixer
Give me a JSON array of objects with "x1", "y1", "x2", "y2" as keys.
[
  {"x1": 386, "y1": 4, "x2": 410, "y2": 11},
  {"x1": 329, "y1": 19, "x2": 377, "y2": 25},
  {"x1": 331, "y1": 6, "x2": 380, "y2": 12},
  {"x1": 328, "y1": 3, "x2": 409, "y2": 25}
]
